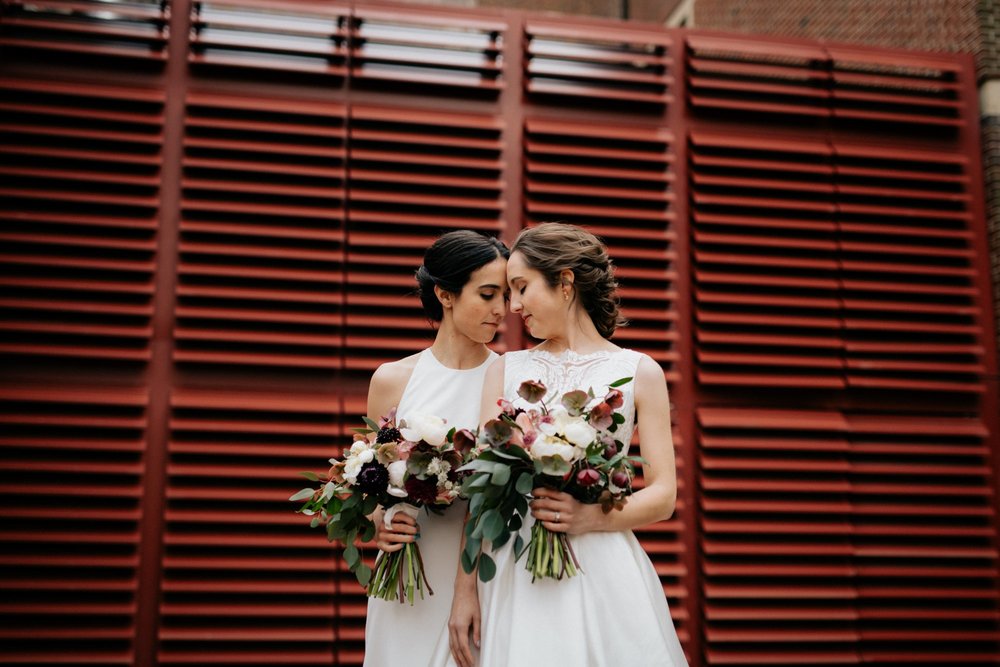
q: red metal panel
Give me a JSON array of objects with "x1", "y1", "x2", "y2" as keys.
[
  {"x1": 0, "y1": 385, "x2": 148, "y2": 664},
  {"x1": 173, "y1": 91, "x2": 346, "y2": 370},
  {"x1": 189, "y1": 0, "x2": 348, "y2": 78},
  {"x1": 524, "y1": 20, "x2": 673, "y2": 108},
  {"x1": 0, "y1": 77, "x2": 162, "y2": 364},
  {"x1": 1, "y1": 3, "x2": 998, "y2": 666},
  {"x1": 0, "y1": 0, "x2": 169, "y2": 64},
  {"x1": 158, "y1": 389, "x2": 343, "y2": 665},
  {"x1": 345, "y1": 104, "x2": 506, "y2": 372}
]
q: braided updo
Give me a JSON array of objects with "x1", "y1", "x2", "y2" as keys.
[
  {"x1": 415, "y1": 230, "x2": 510, "y2": 322},
  {"x1": 511, "y1": 223, "x2": 627, "y2": 339}
]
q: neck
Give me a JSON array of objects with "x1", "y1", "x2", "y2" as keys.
[
  {"x1": 541, "y1": 307, "x2": 613, "y2": 355},
  {"x1": 430, "y1": 320, "x2": 491, "y2": 369}
]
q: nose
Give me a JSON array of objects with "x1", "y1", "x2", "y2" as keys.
[{"x1": 509, "y1": 293, "x2": 522, "y2": 313}]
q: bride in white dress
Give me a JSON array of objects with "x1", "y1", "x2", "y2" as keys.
[
  {"x1": 363, "y1": 230, "x2": 508, "y2": 667},
  {"x1": 448, "y1": 223, "x2": 688, "y2": 667}
]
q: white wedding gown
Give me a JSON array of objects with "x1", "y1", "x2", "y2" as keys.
[
  {"x1": 363, "y1": 348, "x2": 497, "y2": 667},
  {"x1": 476, "y1": 348, "x2": 688, "y2": 667}
]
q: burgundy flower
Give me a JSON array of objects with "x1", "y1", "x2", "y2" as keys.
[
  {"x1": 603, "y1": 442, "x2": 618, "y2": 458},
  {"x1": 356, "y1": 461, "x2": 389, "y2": 495},
  {"x1": 576, "y1": 468, "x2": 601, "y2": 487},
  {"x1": 453, "y1": 428, "x2": 476, "y2": 455},
  {"x1": 517, "y1": 380, "x2": 547, "y2": 404},
  {"x1": 404, "y1": 476, "x2": 439, "y2": 505},
  {"x1": 588, "y1": 402, "x2": 613, "y2": 430},
  {"x1": 604, "y1": 389, "x2": 624, "y2": 410},
  {"x1": 611, "y1": 470, "x2": 631, "y2": 490}
]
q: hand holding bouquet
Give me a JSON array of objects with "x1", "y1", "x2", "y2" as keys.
[
  {"x1": 459, "y1": 377, "x2": 640, "y2": 583},
  {"x1": 291, "y1": 409, "x2": 476, "y2": 604}
]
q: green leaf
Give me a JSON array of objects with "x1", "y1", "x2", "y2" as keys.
[
  {"x1": 342, "y1": 493, "x2": 361, "y2": 510},
  {"x1": 362, "y1": 416, "x2": 380, "y2": 431},
  {"x1": 360, "y1": 520, "x2": 376, "y2": 543},
  {"x1": 468, "y1": 474, "x2": 491, "y2": 490},
  {"x1": 608, "y1": 376, "x2": 633, "y2": 388},
  {"x1": 344, "y1": 542, "x2": 359, "y2": 568},
  {"x1": 492, "y1": 528, "x2": 511, "y2": 549},
  {"x1": 508, "y1": 514, "x2": 522, "y2": 532},
  {"x1": 490, "y1": 465, "x2": 511, "y2": 486},
  {"x1": 481, "y1": 509, "x2": 505, "y2": 542},
  {"x1": 469, "y1": 492, "x2": 485, "y2": 516},
  {"x1": 612, "y1": 413, "x2": 625, "y2": 425},
  {"x1": 514, "y1": 534, "x2": 526, "y2": 559},
  {"x1": 299, "y1": 471, "x2": 321, "y2": 481},
  {"x1": 361, "y1": 494, "x2": 378, "y2": 516},
  {"x1": 478, "y1": 553, "x2": 497, "y2": 582},
  {"x1": 356, "y1": 562, "x2": 372, "y2": 587},
  {"x1": 289, "y1": 487, "x2": 315, "y2": 502},
  {"x1": 515, "y1": 471, "x2": 534, "y2": 495},
  {"x1": 310, "y1": 516, "x2": 322, "y2": 529},
  {"x1": 461, "y1": 548, "x2": 478, "y2": 574}
]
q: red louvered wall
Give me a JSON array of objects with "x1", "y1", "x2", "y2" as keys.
[{"x1": 0, "y1": 1, "x2": 997, "y2": 665}]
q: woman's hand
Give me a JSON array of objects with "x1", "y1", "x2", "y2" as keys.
[
  {"x1": 372, "y1": 508, "x2": 419, "y2": 553},
  {"x1": 448, "y1": 582, "x2": 481, "y2": 667},
  {"x1": 529, "y1": 487, "x2": 604, "y2": 535}
]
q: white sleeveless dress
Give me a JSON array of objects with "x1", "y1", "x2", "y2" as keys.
[
  {"x1": 476, "y1": 348, "x2": 688, "y2": 667},
  {"x1": 363, "y1": 348, "x2": 498, "y2": 667}
]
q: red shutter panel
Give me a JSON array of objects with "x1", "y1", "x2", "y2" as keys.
[
  {"x1": 159, "y1": 390, "x2": 342, "y2": 665},
  {"x1": 834, "y1": 143, "x2": 985, "y2": 394},
  {"x1": 828, "y1": 48, "x2": 963, "y2": 131},
  {"x1": 685, "y1": 35, "x2": 829, "y2": 119},
  {"x1": 689, "y1": 131, "x2": 842, "y2": 390},
  {"x1": 0, "y1": 0, "x2": 168, "y2": 65},
  {"x1": 847, "y1": 415, "x2": 1000, "y2": 664},
  {"x1": 524, "y1": 21, "x2": 673, "y2": 108},
  {"x1": 189, "y1": 0, "x2": 348, "y2": 78},
  {"x1": 0, "y1": 386, "x2": 149, "y2": 665},
  {"x1": 351, "y1": 8, "x2": 504, "y2": 94},
  {"x1": 346, "y1": 105, "x2": 506, "y2": 371},
  {"x1": 698, "y1": 407, "x2": 858, "y2": 666},
  {"x1": 0, "y1": 78, "x2": 162, "y2": 364},
  {"x1": 174, "y1": 92, "x2": 346, "y2": 370}
]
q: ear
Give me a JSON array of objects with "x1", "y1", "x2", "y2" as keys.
[
  {"x1": 434, "y1": 284, "x2": 454, "y2": 310},
  {"x1": 559, "y1": 269, "x2": 574, "y2": 288}
]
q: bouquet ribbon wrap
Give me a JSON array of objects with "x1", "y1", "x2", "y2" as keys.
[{"x1": 383, "y1": 502, "x2": 420, "y2": 531}]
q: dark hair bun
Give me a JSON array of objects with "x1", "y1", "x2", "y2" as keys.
[{"x1": 415, "y1": 231, "x2": 510, "y2": 322}]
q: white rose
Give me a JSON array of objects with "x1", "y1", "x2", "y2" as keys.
[
  {"x1": 343, "y1": 458, "x2": 363, "y2": 483},
  {"x1": 563, "y1": 419, "x2": 597, "y2": 448},
  {"x1": 349, "y1": 441, "x2": 368, "y2": 456},
  {"x1": 387, "y1": 460, "x2": 407, "y2": 487},
  {"x1": 400, "y1": 412, "x2": 450, "y2": 447},
  {"x1": 357, "y1": 448, "x2": 374, "y2": 464}
]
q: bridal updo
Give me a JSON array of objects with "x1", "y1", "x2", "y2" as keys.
[
  {"x1": 512, "y1": 223, "x2": 627, "y2": 339},
  {"x1": 416, "y1": 230, "x2": 510, "y2": 322}
]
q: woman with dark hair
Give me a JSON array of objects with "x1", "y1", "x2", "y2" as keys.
[
  {"x1": 364, "y1": 230, "x2": 509, "y2": 667},
  {"x1": 448, "y1": 223, "x2": 687, "y2": 667}
]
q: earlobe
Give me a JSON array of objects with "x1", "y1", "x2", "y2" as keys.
[{"x1": 433, "y1": 284, "x2": 452, "y2": 309}]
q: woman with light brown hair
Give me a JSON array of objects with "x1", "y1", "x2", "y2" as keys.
[{"x1": 447, "y1": 222, "x2": 687, "y2": 666}]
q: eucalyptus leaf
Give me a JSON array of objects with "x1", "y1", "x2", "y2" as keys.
[
  {"x1": 490, "y1": 465, "x2": 511, "y2": 486},
  {"x1": 608, "y1": 376, "x2": 633, "y2": 388},
  {"x1": 356, "y1": 562, "x2": 372, "y2": 587},
  {"x1": 289, "y1": 487, "x2": 315, "y2": 502},
  {"x1": 515, "y1": 472, "x2": 534, "y2": 495},
  {"x1": 481, "y1": 509, "x2": 504, "y2": 542},
  {"x1": 478, "y1": 553, "x2": 497, "y2": 582},
  {"x1": 299, "y1": 471, "x2": 321, "y2": 481},
  {"x1": 344, "y1": 542, "x2": 359, "y2": 568},
  {"x1": 461, "y1": 548, "x2": 478, "y2": 574},
  {"x1": 362, "y1": 416, "x2": 380, "y2": 431}
]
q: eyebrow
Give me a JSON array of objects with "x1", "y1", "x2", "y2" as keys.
[{"x1": 478, "y1": 283, "x2": 503, "y2": 290}]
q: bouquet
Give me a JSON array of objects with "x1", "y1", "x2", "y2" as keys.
[
  {"x1": 291, "y1": 409, "x2": 476, "y2": 604},
  {"x1": 459, "y1": 377, "x2": 640, "y2": 583}
]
